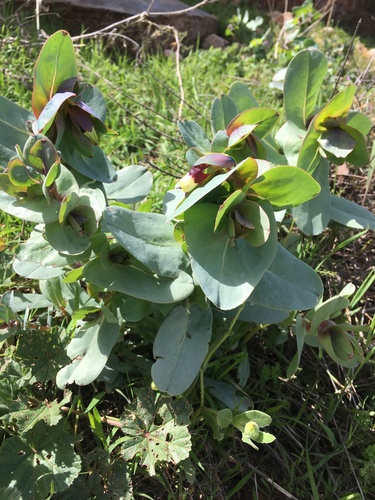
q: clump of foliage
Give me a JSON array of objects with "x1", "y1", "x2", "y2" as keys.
[
  {"x1": 224, "y1": 0, "x2": 320, "y2": 59},
  {"x1": 0, "y1": 26, "x2": 374, "y2": 499}
]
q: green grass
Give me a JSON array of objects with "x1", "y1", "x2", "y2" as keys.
[{"x1": 0, "y1": 2, "x2": 374, "y2": 499}]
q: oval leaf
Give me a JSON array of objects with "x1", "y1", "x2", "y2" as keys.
[
  {"x1": 152, "y1": 304, "x2": 212, "y2": 396},
  {"x1": 284, "y1": 48, "x2": 328, "y2": 128},
  {"x1": 104, "y1": 165, "x2": 153, "y2": 203},
  {"x1": 184, "y1": 202, "x2": 277, "y2": 310},
  {"x1": 104, "y1": 206, "x2": 189, "y2": 278},
  {"x1": 249, "y1": 166, "x2": 321, "y2": 209},
  {"x1": 83, "y1": 258, "x2": 194, "y2": 304},
  {"x1": 32, "y1": 30, "x2": 78, "y2": 117},
  {"x1": 249, "y1": 244, "x2": 323, "y2": 311}
]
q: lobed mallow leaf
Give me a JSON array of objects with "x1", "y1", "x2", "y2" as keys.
[
  {"x1": 120, "y1": 389, "x2": 192, "y2": 476},
  {"x1": 0, "y1": 421, "x2": 81, "y2": 498}
]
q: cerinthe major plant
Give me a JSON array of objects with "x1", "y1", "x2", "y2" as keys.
[{"x1": 0, "y1": 30, "x2": 373, "y2": 497}]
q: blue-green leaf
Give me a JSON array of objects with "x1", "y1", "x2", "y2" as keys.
[
  {"x1": 152, "y1": 304, "x2": 212, "y2": 396},
  {"x1": 249, "y1": 244, "x2": 323, "y2": 311},
  {"x1": 104, "y1": 206, "x2": 189, "y2": 278},
  {"x1": 330, "y1": 195, "x2": 375, "y2": 230},
  {"x1": 184, "y1": 202, "x2": 277, "y2": 310},
  {"x1": 104, "y1": 165, "x2": 153, "y2": 203},
  {"x1": 284, "y1": 48, "x2": 328, "y2": 128}
]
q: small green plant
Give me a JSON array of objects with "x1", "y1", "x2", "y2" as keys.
[{"x1": 0, "y1": 30, "x2": 373, "y2": 497}]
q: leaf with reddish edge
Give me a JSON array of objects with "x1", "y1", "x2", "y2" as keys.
[{"x1": 32, "y1": 30, "x2": 78, "y2": 118}]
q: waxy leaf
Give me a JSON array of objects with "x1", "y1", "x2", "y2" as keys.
[
  {"x1": 32, "y1": 30, "x2": 78, "y2": 117},
  {"x1": 184, "y1": 202, "x2": 277, "y2": 310},
  {"x1": 204, "y1": 378, "x2": 252, "y2": 412},
  {"x1": 104, "y1": 165, "x2": 153, "y2": 203},
  {"x1": 13, "y1": 226, "x2": 70, "y2": 279},
  {"x1": 211, "y1": 94, "x2": 238, "y2": 135},
  {"x1": 227, "y1": 124, "x2": 256, "y2": 148},
  {"x1": 330, "y1": 195, "x2": 375, "y2": 230},
  {"x1": 152, "y1": 304, "x2": 212, "y2": 396},
  {"x1": 56, "y1": 308, "x2": 119, "y2": 388},
  {"x1": 214, "y1": 190, "x2": 245, "y2": 231},
  {"x1": 226, "y1": 108, "x2": 279, "y2": 145},
  {"x1": 24, "y1": 134, "x2": 60, "y2": 173},
  {"x1": 308, "y1": 293, "x2": 353, "y2": 335},
  {"x1": 249, "y1": 166, "x2": 321, "y2": 209},
  {"x1": 58, "y1": 141, "x2": 117, "y2": 183},
  {"x1": 346, "y1": 111, "x2": 373, "y2": 136},
  {"x1": 228, "y1": 81, "x2": 258, "y2": 112},
  {"x1": 8, "y1": 158, "x2": 40, "y2": 187},
  {"x1": 292, "y1": 160, "x2": 331, "y2": 235},
  {"x1": 297, "y1": 117, "x2": 321, "y2": 173},
  {"x1": 104, "y1": 206, "x2": 189, "y2": 278},
  {"x1": 314, "y1": 84, "x2": 356, "y2": 132},
  {"x1": 33, "y1": 91, "x2": 75, "y2": 135},
  {"x1": 78, "y1": 83, "x2": 108, "y2": 121},
  {"x1": 0, "y1": 97, "x2": 32, "y2": 166},
  {"x1": 45, "y1": 216, "x2": 93, "y2": 255},
  {"x1": 0, "y1": 291, "x2": 52, "y2": 312},
  {"x1": 0, "y1": 190, "x2": 60, "y2": 223},
  {"x1": 341, "y1": 124, "x2": 370, "y2": 166},
  {"x1": 178, "y1": 120, "x2": 211, "y2": 151},
  {"x1": 317, "y1": 321, "x2": 360, "y2": 368},
  {"x1": 239, "y1": 302, "x2": 289, "y2": 324},
  {"x1": 229, "y1": 157, "x2": 258, "y2": 190},
  {"x1": 284, "y1": 48, "x2": 328, "y2": 128},
  {"x1": 250, "y1": 244, "x2": 323, "y2": 311},
  {"x1": 238, "y1": 200, "x2": 270, "y2": 247},
  {"x1": 275, "y1": 120, "x2": 307, "y2": 167},
  {"x1": 318, "y1": 127, "x2": 356, "y2": 159},
  {"x1": 211, "y1": 130, "x2": 229, "y2": 152},
  {"x1": 83, "y1": 258, "x2": 194, "y2": 303}
]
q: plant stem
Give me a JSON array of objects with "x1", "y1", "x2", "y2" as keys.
[
  {"x1": 60, "y1": 406, "x2": 122, "y2": 428},
  {"x1": 241, "y1": 324, "x2": 262, "y2": 345},
  {"x1": 199, "y1": 302, "x2": 246, "y2": 407}
]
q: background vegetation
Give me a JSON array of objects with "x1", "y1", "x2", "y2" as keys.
[{"x1": 0, "y1": 0, "x2": 374, "y2": 498}]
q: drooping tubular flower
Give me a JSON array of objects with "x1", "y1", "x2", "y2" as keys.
[{"x1": 176, "y1": 153, "x2": 235, "y2": 193}]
